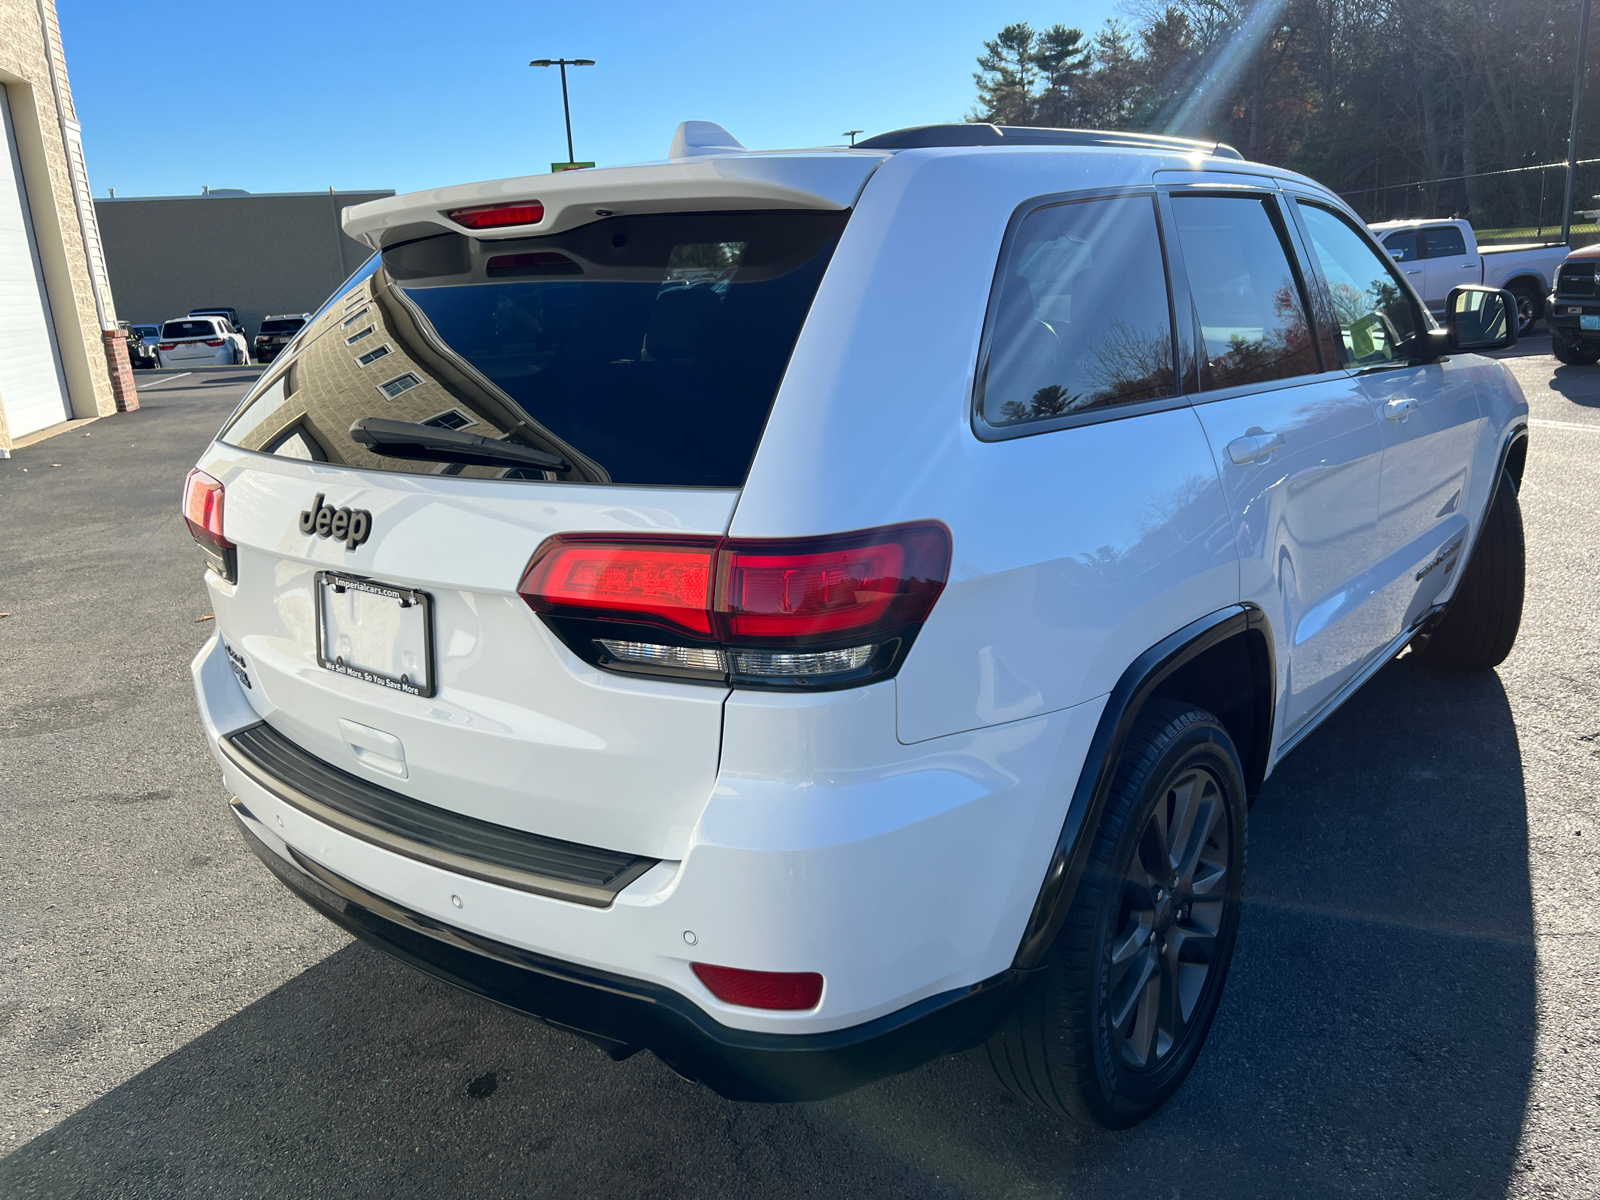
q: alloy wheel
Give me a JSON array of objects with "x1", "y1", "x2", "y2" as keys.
[{"x1": 1105, "y1": 767, "x2": 1231, "y2": 1071}]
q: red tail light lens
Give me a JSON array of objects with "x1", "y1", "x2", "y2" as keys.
[
  {"x1": 519, "y1": 537, "x2": 718, "y2": 636},
  {"x1": 717, "y1": 526, "x2": 948, "y2": 641},
  {"x1": 447, "y1": 201, "x2": 546, "y2": 230},
  {"x1": 204, "y1": 339, "x2": 226, "y2": 347},
  {"x1": 157, "y1": 342, "x2": 175, "y2": 350},
  {"x1": 518, "y1": 522, "x2": 950, "y2": 689},
  {"x1": 182, "y1": 468, "x2": 236, "y2": 581},
  {"x1": 692, "y1": 963, "x2": 824, "y2": 1011}
]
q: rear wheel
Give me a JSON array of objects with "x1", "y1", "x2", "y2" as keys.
[
  {"x1": 1552, "y1": 330, "x2": 1600, "y2": 366},
  {"x1": 983, "y1": 701, "x2": 1246, "y2": 1129},
  {"x1": 1508, "y1": 281, "x2": 1541, "y2": 335},
  {"x1": 1413, "y1": 470, "x2": 1524, "y2": 671}
]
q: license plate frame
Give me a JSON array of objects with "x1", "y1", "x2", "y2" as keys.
[
  {"x1": 314, "y1": 571, "x2": 436, "y2": 698},
  {"x1": 1581, "y1": 314, "x2": 1600, "y2": 331}
]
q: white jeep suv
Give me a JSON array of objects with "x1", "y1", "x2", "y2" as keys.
[{"x1": 185, "y1": 121, "x2": 1528, "y2": 1128}]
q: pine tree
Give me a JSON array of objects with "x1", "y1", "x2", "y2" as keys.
[
  {"x1": 1032, "y1": 25, "x2": 1092, "y2": 127},
  {"x1": 971, "y1": 23, "x2": 1040, "y2": 125}
]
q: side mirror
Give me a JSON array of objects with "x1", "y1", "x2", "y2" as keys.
[
  {"x1": 1445, "y1": 285, "x2": 1517, "y2": 353},
  {"x1": 1388, "y1": 248, "x2": 1406, "y2": 262}
]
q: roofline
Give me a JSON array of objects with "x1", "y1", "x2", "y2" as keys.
[{"x1": 96, "y1": 189, "x2": 396, "y2": 202}]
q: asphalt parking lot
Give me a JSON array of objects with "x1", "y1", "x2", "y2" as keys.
[{"x1": 2, "y1": 345, "x2": 1597, "y2": 1199}]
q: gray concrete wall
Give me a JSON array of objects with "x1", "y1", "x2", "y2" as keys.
[{"x1": 94, "y1": 190, "x2": 393, "y2": 336}]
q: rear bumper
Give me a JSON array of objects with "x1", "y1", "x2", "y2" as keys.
[
  {"x1": 190, "y1": 626, "x2": 1097, "y2": 1097},
  {"x1": 229, "y1": 802, "x2": 1027, "y2": 1101}
]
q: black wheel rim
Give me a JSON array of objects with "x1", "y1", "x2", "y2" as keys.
[
  {"x1": 1106, "y1": 767, "x2": 1231, "y2": 1072},
  {"x1": 1514, "y1": 293, "x2": 1535, "y2": 334}
]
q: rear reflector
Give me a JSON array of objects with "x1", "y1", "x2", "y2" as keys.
[
  {"x1": 691, "y1": 963, "x2": 824, "y2": 1011},
  {"x1": 182, "y1": 468, "x2": 235, "y2": 581},
  {"x1": 447, "y1": 201, "x2": 546, "y2": 230}
]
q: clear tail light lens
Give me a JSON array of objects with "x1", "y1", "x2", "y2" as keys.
[
  {"x1": 519, "y1": 522, "x2": 950, "y2": 690},
  {"x1": 692, "y1": 963, "x2": 823, "y2": 1010},
  {"x1": 182, "y1": 468, "x2": 236, "y2": 581}
]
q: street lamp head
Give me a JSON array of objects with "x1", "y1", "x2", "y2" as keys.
[
  {"x1": 529, "y1": 58, "x2": 553, "y2": 66},
  {"x1": 573, "y1": 59, "x2": 595, "y2": 66}
]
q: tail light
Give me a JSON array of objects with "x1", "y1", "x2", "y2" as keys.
[
  {"x1": 519, "y1": 522, "x2": 950, "y2": 690},
  {"x1": 447, "y1": 201, "x2": 545, "y2": 230},
  {"x1": 182, "y1": 468, "x2": 236, "y2": 582},
  {"x1": 157, "y1": 342, "x2": 175, "y2": 350},
  {"x1": 692, "y1": 963, "x2": 823, "y2": 1011},
  {"x1": 204, "y1": 338, "x2": 226, "y2": 347}
]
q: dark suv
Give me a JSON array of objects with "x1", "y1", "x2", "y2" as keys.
[{"x1": 253, "y1": 313, "x2": 310, "y2": 363}]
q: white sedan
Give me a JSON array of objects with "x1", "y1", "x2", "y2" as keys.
[{"x1": 156, "y1": 317, "x2": 249, "y2": 368}]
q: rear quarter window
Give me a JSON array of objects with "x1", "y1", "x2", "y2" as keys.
[
  {"x1": 975, "y1": 193, "x2": 1178, "y2": 435},
  {"x1": 219, "y1": 210, "x2": 847, "y2": 487}
]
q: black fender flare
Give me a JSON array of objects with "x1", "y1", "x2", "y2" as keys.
[{"x1": 1012, "y1": 604, "x2": 1271, "y2": 969}]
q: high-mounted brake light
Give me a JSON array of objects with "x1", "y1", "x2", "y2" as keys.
[
  {"x1": 182, "y1": 468, "x2": 236, "y2": 582},
  {"x1": 447, "y1": 201, "x2": 546, "y2": 230},
  {"x1": 692, "y1": 963, "x2": 824, "y2": 1011},
  {"x1": 518, "y1": 523, "x2": 951, "y2": 690}
]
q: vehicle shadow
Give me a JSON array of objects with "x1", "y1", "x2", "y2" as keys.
[
  {"x1": 1547, "y1": 364, "x2": 1600, "y2": 407},
  {"x1": 0, "y1": 656, "x2": 1533, "y2": 1200}
]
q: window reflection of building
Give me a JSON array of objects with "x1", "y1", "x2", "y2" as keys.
[{"x1": 225, "y1": 267, "x2": 593, "y2": 481}]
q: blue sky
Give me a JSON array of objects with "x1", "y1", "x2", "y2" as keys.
[{"x1": 62, "y1": 1, "x2": 1122, "y2": 199}]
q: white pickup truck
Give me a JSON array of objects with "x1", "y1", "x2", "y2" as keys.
[{"x1": 1370, "y1": 218, "x2": 1565, "y2": 335}]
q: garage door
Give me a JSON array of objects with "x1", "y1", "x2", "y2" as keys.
[{"x1": 0, "y1": 84, "x2": 71, "y2": 439}]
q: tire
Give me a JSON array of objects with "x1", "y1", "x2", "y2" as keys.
[
  {"x1": 1508, "y1": 281, "x2": 1541, "y2": 335},
  {"x1": 1413, "y1": 470, "x2": 1525, "y2": 671},
  {"x1": 983, "y1": 701, "x2": 1247, "y2": 1129},
  {"x1": 1551, "y1": 330, "x2": 1600, "y2": 366}
]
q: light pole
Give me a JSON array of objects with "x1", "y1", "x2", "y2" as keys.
[
  {"x1": 842, "y1": 130, "x2": 863, "y2": 147},
  {"x1": 529, "y1": 57, "x2": 595, "y2": 166},
  {"x1": 1563, "y1": 0, "x2": 1593, "y2": 245}
]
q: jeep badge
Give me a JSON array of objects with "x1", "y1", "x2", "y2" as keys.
[{"x1": 298, "y1": 493, "x2": 372, "y2": 550}]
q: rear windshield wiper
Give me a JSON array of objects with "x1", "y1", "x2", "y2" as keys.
[{"x1": 349, "y1": 418, "x2": 568, "y2": 473}]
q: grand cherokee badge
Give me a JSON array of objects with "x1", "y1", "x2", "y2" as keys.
[{"x1": 298, "y1": 493, "x2": 372, "y2": 550}]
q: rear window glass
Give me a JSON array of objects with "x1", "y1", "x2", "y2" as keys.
[
  {"x1": 220, "y1": 211, "x2": 848, "y2": 487},
  {"x1": 163, "y1": 320, "x2": 217, "y2": 338},
  {"x1": 260, "y1": 319, "x2": 305, "y2": 334}
]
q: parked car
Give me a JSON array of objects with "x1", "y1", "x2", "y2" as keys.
[
  {"x1": 1541, "y1": 242, "x2": 1600, "y2": 365},
  {"x1": 188, "y1": 307, "x2": 243, "y2": 331},
  {"x1": 184, "y1": 121, "x2": 1528, "y2": 1129},
  {"x1": 253, "y1": 313, "x2": 309, "y2": 363},
  {"x1": 122, "y1": 321, "x2": 160, "y2": 369},
  {"x1": 158, "y1": 316, "x2": 249, "y2": 367},
  {"x1": 1370, "y1": 218, "x2": 1565, "y2": 335}
]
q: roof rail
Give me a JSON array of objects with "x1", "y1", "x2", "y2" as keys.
[{"x1": 853, "y1": 124, "x2": 1244, "y2": 161}]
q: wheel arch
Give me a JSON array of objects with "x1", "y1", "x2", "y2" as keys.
[{"x1": 1012, "y1": 605, "x2": 1273, "y2": 970}]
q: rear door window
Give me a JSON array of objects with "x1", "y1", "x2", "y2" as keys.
[
  {"x1": 1170, "y1": 194, "x2": 1321, "y2": 390},
  {"x1": 1422, "y1": 225, "x2": 1468, "y2": 258},
  {"x1": 975, "y1": 194, "x2": 1177, "y2": 432},
  {"x1": 220, "y1": 211, "x2": 848, "y2": 488}
]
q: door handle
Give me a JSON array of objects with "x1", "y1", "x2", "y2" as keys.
[
  {"x1": 1384, "y1": 397, "x2": 1419, "y2": 422},
  {"x1": 1462, "y1": 264, "x2": 1477, "y2": 271},
  {"x1": 1226, "y1": 431, "x2": 1285, "y2": 464}
]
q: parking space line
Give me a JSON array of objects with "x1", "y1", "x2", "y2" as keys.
[
  {"x1": 1529, "y1": 418, "x2": 1600, "y2": 433},
  {"x1": 135, "y1": 373, "x2": 192, "y2": 391}
]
